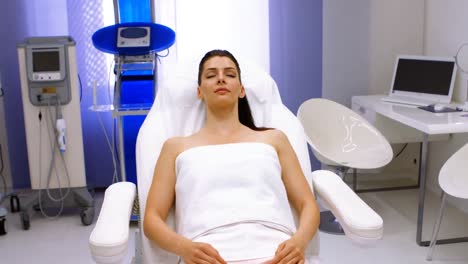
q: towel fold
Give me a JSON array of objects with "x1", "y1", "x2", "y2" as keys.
[{"x1": 175, "y1": 142, "x2": 297, "y2": 241}]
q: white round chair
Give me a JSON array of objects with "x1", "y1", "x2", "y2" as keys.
[
  {"x1": 427, "y1": 142, "x2": 468, "y2": 261},
  {"x1": 297, "y1": 98, "x2": 393, "y2": 234}
]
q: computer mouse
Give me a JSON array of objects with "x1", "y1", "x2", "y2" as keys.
[{"x1": 431, "y1": 104, "x2": 444, "y2": 112}]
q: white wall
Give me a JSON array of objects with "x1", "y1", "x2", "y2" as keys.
[
  {"x1": 424, "y1": 0, "x2": 468, "y2": 213},
  {"x1": 322, "y1": 0, "x2": 370, "y2": 107},
  {"x1": 323, "y1": 0, "x2": 425, "y2": 107},
  {"x1": 155, "y1": 0, "x2": 270, "y2": 75},
  {"x1": 368, "y1": 0, "x2": 425, "y2": 95},
  {"x1": 324, "y1": 0, "x2": 468, "y2": 214},
  {"x1": 24, "y1": 0, "x2": 69, "y2": 36}
]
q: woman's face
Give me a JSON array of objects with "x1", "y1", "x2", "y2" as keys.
[{"x1": 198, "y1": 56, "x2": 245, "y2": 106}]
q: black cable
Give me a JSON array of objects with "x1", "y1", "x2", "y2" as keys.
[
  {"x1": 157, "y1": 48, "x2": 170, "y2": 58},
  {"x1": 0, "y1": 144, "x2": 7, "y2": 195},
  {"x1": 394, "y1": 143, "x2": 408, "y2": 158},
  {"x1": 78, "y1": 73, "x2": 83, "y2": 102}
]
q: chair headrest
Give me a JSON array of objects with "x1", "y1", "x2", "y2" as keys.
[{"x1": 153, "y1": 59, "x2": 282, "y2": 137}]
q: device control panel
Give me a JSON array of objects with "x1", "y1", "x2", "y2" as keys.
[{"x1": 117, "y1": 27, "x2": 151, "y2": 48}]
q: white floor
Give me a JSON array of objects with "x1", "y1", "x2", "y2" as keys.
[{"x1": 1, "y1": 188, "x2": 467, "y2": 264}]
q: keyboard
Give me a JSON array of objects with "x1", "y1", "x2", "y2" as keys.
[{"x1": 380, "y1": 95, "x2": 436, "y2": 107}]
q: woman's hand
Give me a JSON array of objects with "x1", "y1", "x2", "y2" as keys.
[
  {"x1": 180, "y1": 241, "x2": 227, "y2": 264},
  {"x1": 268, "y1": 238, "x2": 306, "y2": 264}
]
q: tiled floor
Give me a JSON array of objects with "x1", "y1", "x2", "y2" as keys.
[{"x1": 0, "y1": 188, "x2": 467, "y2": 264}]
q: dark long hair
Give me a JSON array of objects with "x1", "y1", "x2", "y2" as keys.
[{"x1": 198, "y1": 50, "x2": 269, "y2": 131}]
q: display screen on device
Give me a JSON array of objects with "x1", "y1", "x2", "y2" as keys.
[
  {"x1": 32, "y1": 51, "x2": 60, "y2": 72},
  {"x1": 393, "y1": 59, "x2": 455, "y2": 95}
]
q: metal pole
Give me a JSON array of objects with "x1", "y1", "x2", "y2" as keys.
[
  {"x1": 417, "y1": 134, "x2": 429, "y2": 245},
  {"x1": 150, "y1": 0, "x2": 156, "y2": 22},
  {"x1": 113, "y1": 0, "x2": 120, "y2": 24},
  {"x1": 426, "y1": 192, "x2": 447, "y2": 261}
]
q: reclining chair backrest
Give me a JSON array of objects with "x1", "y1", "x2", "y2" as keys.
[{"x1": 136, "y1": 59, "x2": 319, "y2": 263}]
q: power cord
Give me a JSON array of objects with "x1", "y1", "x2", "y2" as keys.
[
  {"x1": 394, "y1": 143, "x2": 408, "y2": 159},
  {"x1": 36, "y1": 97, "x2": 72, "y2": 219},
  {"x1": 0, "y1": 81, "x2": 6, "y2": 197},
  {"x1": 45, "y1": 97, "x2": 71, "y2": 201},
  {"x1": 94, "y1": 74, "x2": 119, "y2": 184},
  {"x1": 78, "y1": 74, "x2": 83, "y2": 102},
  {"x1": 0, "y1": 144, "x2": 7, "y2": 196},
  {"x1": 96, "y1": 111, "x2": 119, "y2": 183}
]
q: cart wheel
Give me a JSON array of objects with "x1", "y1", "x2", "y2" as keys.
[
  {"x1": 10, "y1": 195, "x2": 20, "y2": 213},
  {"x1": 0, "y1": 208, "x2": 7, "y2": 235},
  {"x1": 33, "y1": 204, "x2": 41, "y2": 212},
  {"x1": 21, "y1": 211, "x2": 30, "y2": 230},
  {"x1": 80, "y1": 207, "x2": 94, "y2": 226},
  {"x1": 0, "y1": 218, "x2": 6, "y2": 235}
]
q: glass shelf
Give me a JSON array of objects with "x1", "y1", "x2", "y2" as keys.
[{"x1": 88, "y1": 104, "x2": 150, "y2": 116}]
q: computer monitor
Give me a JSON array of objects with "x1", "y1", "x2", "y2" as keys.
[{"x1": 390, "y1": 55, "x2": 457, "y2": 103}]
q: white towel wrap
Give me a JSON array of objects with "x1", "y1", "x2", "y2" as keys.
[{"x1": 175, "y1": 142, "x2": 297, "y2": 241}]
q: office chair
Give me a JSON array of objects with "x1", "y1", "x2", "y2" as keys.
[
  {"x1": 297, "y1": 98, "x2": 392, "y2": 234},
  {"x1": 427, "y1": 142, "x2": 468, "y2": 261}
]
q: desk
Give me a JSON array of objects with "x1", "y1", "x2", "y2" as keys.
[{"x1": 352, "y1": 95, "x2": 468, "y2": 246}]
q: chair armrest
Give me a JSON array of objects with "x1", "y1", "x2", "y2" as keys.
[
  {"x1": 89, "y1": 182, "x2": 136, "y2": 263},
  {"x1": 312, "y1": 170, "x2": 383, "y2": 245}
]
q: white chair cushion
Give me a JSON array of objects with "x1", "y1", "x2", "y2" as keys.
[
  {"x1": 312, "y1": 170, "x2": 383, "y2": 243},
  {"x1": 89, "y1": 182, "x2": 136, "y2": 260}
]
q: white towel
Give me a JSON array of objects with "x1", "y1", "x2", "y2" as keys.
[{"x1": 174, "y1": 142, "x2": 297, "y2": 241}]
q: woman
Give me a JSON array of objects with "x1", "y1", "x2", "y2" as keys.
[{"x1": 144, "y1": 50, "x2": 319, "y2": 264}]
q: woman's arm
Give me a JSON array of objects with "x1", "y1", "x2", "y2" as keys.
[
  {"x1": 144, "y1": 138, "x2": 226, "y2": 264},
  {"x1": 269, "y1": 129, "x2": 320, "y2": 263},
  {"x1": 143, "y1": 138, "x2": 188, "y2": 253}
]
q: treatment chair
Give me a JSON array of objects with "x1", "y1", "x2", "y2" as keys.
[
  {"x1": 89, "y1": 60, "x2": 384, "y2": 263},
  {"x1": 297, "y1": 98, "x2": 392, "y2": 234}
]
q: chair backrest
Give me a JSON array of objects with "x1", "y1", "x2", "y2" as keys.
[
  {"x1": 135, "y1": 59, "x2": 319, "y2": 263},
  {"x1": 438, "y1": 142, "x2": 468, "y2": 199},
  {"x1": 297, "y1": 98, "x2": 392, "y2": 170}
]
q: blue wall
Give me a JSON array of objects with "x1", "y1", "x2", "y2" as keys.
[
  {"x1": 269, "y1": 0, "x2": 322, "y2": 170},
  {"x1": 0, "y1": 1, "x2": 31, "y2": 189}
]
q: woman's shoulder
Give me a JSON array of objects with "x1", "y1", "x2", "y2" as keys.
[
  {"x1": 163, "y1": 134, "x2": 204, "y2": 156},
  {"x1": 162, "y1": 136, "x2": 190, "y2": 157},
  {"x1": 256, "y1": 127, "x2": 287, "y2": 139},
  {"x1": 255, "y1": 128, "x2": 289, "y2": 149}
]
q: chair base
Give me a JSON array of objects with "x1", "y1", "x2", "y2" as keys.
[{"x1": 319, "y1": 211, "x2": 344, "y2": 235}]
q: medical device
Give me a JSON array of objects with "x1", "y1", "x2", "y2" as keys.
[
  {"x1": 92, "y1": 22, "x2": 175, "y2": 187},
  {"x1": 17, "y1": 36, "x2": 94, "y2": 229},
  {"x1": 25, "y1": 42, "x2": 71, "y2": 106},
  {"x1": 117, "y1": 26, "x2": 151, "y2": 48}
]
